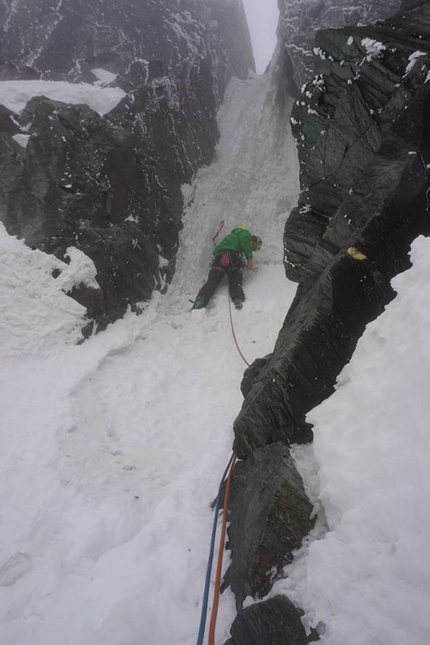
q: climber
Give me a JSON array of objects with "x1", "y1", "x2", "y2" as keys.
[{"x1": 192, "y1": 226, "x2": 262, "y2": 310}]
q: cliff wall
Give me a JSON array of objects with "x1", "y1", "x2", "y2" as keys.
[
  {"x1": 0, "y1": 0, "x2": 254, "y2": 326},
  {"x1": 225, "y1": 5, "x2": 430, "y2": 642}
]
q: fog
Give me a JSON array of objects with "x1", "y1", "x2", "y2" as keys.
[{"x1": 242, "y1": 0, "x2": 279, "y2": 73}]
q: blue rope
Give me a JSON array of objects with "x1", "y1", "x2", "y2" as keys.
[{"x1": 196, "y1": 452, "x2": 235, "y2": 645}]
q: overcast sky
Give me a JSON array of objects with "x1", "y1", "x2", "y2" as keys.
[{"x1": 242, "y1": 0, "x2": 279, "y2": 73}]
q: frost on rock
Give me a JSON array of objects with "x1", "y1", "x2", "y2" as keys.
[
  {"x1": 236, "y1": 3, "x2": 430, "y2": 475},
  {"x1": 361, "y1": 38, "x2": 386, "y2": 60},
  {"x1": 284, "y1": 3, "x2": 430, "y2": 283},
  {"x1": 0, "y1": 80, "x2": 126, "y2": 116},
  {"x1": 0, "y1": 0, "x2": 254, "y2": 325},
  {"x1": 278, "y1": 0, "x2": 404, "y2": 89},
  {"x1": 0, "y1": 223, "x2": 86, "y2": 358},
  {"x1": 59, "y1": 247, "x2": 99, "y2": 292},
  {"x1": 403, "y1": 50, "x2": 427, "y2": 77}
]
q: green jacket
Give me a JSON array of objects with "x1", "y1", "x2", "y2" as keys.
[{"x1": 213, "y1": 227, "x2": 253, "y2": 259}]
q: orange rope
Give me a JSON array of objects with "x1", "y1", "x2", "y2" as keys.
[
  {"x1": 228, "y1": 296, "x2": 250, "y2": 367},
  {"x1": 204, "y1": 294, "x2": 247, "y2": 642},
  {"x1": 208, "y1": 455, "x2": 237, "y2": 645}
]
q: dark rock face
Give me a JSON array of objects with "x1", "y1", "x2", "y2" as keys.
[
  {"x1": 279, "y1": 0, "x2": 404, "y2": 92},
  {"x1": 240, "y1": 355, "x2": 272, "y2": 398},
  {"x1": 0, "y1": 0, "x2": 254, "y2": 85},
  {"x1": 224, "y1": 596, "x2": 308, "y2": 645},
  {"x1": 401, "y1": 0, "x2": 429, "y2": 9},
  {"x1": 0, "y1": 106, "x2": 20, "y2": 135},
  {"x1": 0, "y1": 0, "x2": 254, "y2": 324},
  {"x1": 0, "y1": 134, "x2": 23, "y2": 224},
  {"x1": 224, "y1": 444, "x2": 314, "y2": 608},
  {"x1": 227, "y1": 8, "x2": 430, "y2": 640},
  {"x1": 286, "y1": 8, "x2": 430, "y2": 281},
  {"x1": 233, "y1": 5, "x2": 430, "y2": 459}
]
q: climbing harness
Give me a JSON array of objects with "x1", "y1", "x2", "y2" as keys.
[
  {"x1": 228, "y1": 294, "x2": 251, "y2": 367},
  {"x1": 220, "y1": 252, "x2": 230, "y2": 268},
  {"x1": 196, "y1": 453, "x2": 236, "y2": 645},
  {"x1": 210, "y1": 251, "x2": 242, "y2": 273}
]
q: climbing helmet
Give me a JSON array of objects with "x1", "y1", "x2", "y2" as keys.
[{"x1": 251, "y1": 235, "x2": 262, "y2": 251}]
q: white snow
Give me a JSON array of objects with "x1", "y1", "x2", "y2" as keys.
[
  {"x1": 59, "y1": 247, "x2": 99, "y2": 291},
  {"x1": 0, "y1": 72, "x2": 300, "y2": 645},
  {"x1": 2, "y1": 55, "x2": 430, "y2": 645},
  {"x1": 273, "y1": 236, "x2": 430, "y2": 644},
  {"x1": 313, "y1": 47, "x2": 327, "y2": 60},
  {"x1": 91, "y1": 68, "x2": 118, "y2": 86},
  {"x1": 0, "y1": 223, "x2": 87, "y2": 358},
  {"x1": 0, "y1": 80, "x2": 126, "y2": 116},
  {"x1": 403, "y1": 50, "x2": 427, "y2": 77},
  {"x1": 361, "y1": 38, "x2": 386, "y2": 60},
  {"x1": 12, "y1": 133, "x2": 30, "y2": 148}
]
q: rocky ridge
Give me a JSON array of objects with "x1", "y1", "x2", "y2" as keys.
[
  {"x1": 0, "y1": 0, "x2": 254, "y2": 327},
  {"x1": 277, "y1": 0, "x2": 426, "y2": 92},
  {"x1": 225, "y1": 4, "x2": 430, "y2": 643}
]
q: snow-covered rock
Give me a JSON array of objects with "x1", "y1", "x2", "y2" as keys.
[
  {"x1": 278, "y1": 0, "x2": 405, "y2": 91},
  {"x1": 0, "y1": 0, "x2": 254, "y2": 325},
  {"x1": 234, "y1": 4, "x2": 430, "y2": 460},
  {"x1": 228, "y1": 5, "x2": 430, "y2": 639}
]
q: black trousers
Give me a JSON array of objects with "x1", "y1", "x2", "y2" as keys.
[{"x1": 196, "y1": 252, "x2": 245, "y2": 306}]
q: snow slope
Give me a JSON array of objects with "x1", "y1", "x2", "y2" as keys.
[
  {"x1": 2, "y1": 70, "x2": 430, "y2": 645},
  {"x1": 274, "y1": 236, "x2": 430, "y2": 644},
  {"x1": 0, "y1": 80, "x2": 125, "y2": 116},
  {"x1": 0, "y1": 73, "x2": 299, "y2": 645}
]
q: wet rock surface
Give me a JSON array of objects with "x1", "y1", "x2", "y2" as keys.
[
  {"x1": 0, "y1": 0, "x2": 254, "y2": 324},
  {"x1": 286, "y1": 7, "x2": 430, "y2": 280},
  {"x1": 224, "y1": 444, "x2": 314, "y2": 608},
  {"x1": 233, "y1": 4, "x2": 430, "y2": 459},
  {"x1": 0, "y1": 0, "x2": 254, "y2": 85},
  {"x1": 279, "y1": 0, "x2": 404, "y2": 92},
  {"x1": 226, "y1": 10, "x2": 430, "y2": 643},
  {"x1": 224, "y1": 596, "x2": 308, "y2": 645},
  {"x1": 240, "y1": 355, "x2": 272, "y2": 399}
]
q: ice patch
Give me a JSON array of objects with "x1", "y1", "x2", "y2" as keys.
[
  {"x1": 12, "y1": 133, "x2": 30, "y2": 148},
  {"x1": 0, "y1": 223, "x2": 86, "y2": 358},
  {"x1": 0, "y1": 80, "x2": 126, "y2": 116},
  {"x1": 403, "y1": 51, "x2": 427, "y2": 77},
  {"x1": 91, "y1": 68, "x2": 118, "y2": 86}
]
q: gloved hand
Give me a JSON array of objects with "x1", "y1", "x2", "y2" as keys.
[{"x1": 246, "y1": 259, "x2": 254, "y2": 270}]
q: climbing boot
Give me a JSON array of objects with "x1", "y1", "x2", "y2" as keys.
[{"x1": 192, "y1": 297, "x2": 204, "y2": 310}]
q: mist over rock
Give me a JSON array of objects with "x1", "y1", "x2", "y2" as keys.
[
  {"x1": 0, "y1": 0, "x2": 254, "y2": 85},
  {"x1": 278, "y1": 0, "x2": 405, "y2": 92},
  {"x1": 0, "y1": 0, "x2": 254, "y2": 325}
]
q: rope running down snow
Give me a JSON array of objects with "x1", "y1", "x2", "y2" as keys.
[
  {"x1": 196, "y1": 453, "x2": 236, "y2": 645},
  {"x1": 208, "y1": 454, "x2": 237, "y2": 645},
  {"x1": 196, "y1": 241, "x2": 248, "y2": 643},
  {"x1": 228, "y1": 295, "x2": 250, "y2": 367}
]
